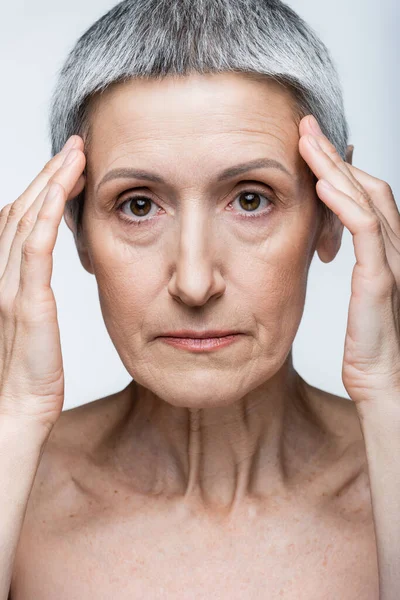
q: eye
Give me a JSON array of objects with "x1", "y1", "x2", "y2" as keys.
[
  {"x1": 228, "y1": 189, "x2": 274, "y2": 219},
  {"x1": 116, "y1": 186, "x2": 275, "y2": 226},
  {"x1": 117, "y1": 195, "x2": 161, "y2": 225}
]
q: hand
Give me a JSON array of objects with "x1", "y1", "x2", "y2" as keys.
[
  {"x1": 298, "y1": 115, "x2": 400, "y2": 408},
  {"x1": 0, "y1": 136, "x2": 86, "y2": 436}
]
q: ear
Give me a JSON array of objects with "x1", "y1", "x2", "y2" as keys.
[
  {"x1": 345, "y1": 144, "x2": 354, "y2": 165},
  {"x1": 315, "y1": 212, "x2": 343, "y2": 263},
  {"x1": 63, "y1": 202, "x2": 95, "y2": 276}
]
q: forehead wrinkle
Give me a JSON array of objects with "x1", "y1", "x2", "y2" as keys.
[
  {"x1": 92, "y1": 94, "x2": 297, "y2": 138},
  {"x1": 108, "y1": 117, "x2": 295, "y2": 142},
  {"x1": 88, "y1": 114, "x2": 300, "y2": 187},
  {"x1": 94, "y1": 126, "x2": 295, "y2": 162}
]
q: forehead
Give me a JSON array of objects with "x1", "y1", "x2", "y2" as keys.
[{"x1": 85, "y1": 72, "x2": 302, "y2": 177}]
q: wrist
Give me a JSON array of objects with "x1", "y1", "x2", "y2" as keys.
[
  {"x1": 0, "y1": 414, "x2": 53, "y2": 451},
  {"x1": 357, "y1": 392, "x2": 400, "y2": 444}
]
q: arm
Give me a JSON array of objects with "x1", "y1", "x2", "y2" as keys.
[
  {"x1": 0, "y1": 136, "x2": 86, "y2": 599},
  {"x1": 297, "y1": 114, "x2": 400, "y2": 599},
  {"x1": 359, "y1": 398, "x2": 400, "y2": 599},
  {"x1": 0, "y1": 418, "x2": 49, "y2": 600}
]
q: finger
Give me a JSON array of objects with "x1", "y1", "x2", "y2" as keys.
[
  {"x1": 301, "y1": 115, "x2": 399, "y2": 287},
  {"x1": 300, "y1": 116, "x2": 400, "y2": 251},
  {"x1": 0, "y1": 138, "x2": 82, "y2": 275},
  {"x1": 302, "y1": 116, "x2": 400, "y2": 288},
  {"x1": 16, "y1": 183, "x2": 65, "y2": 300},
  {"x1": 316, "y1": 179, "x2": 393, "y2": 285},
  {"x1": 345, "y1": 163, "x2": 400, "y2": 238},
  {"x1": 0, "y1": 149, "x2": 86, "y2": 279},
  {"x1": 300, "y1": 115, "x2": 374, "y2": 206},
  {"x1": 0, "y1": 203, "x2": 12, "y2": 237},
  {"x1": 68, "y1": 174, "x2": 86, "y2": 202},
  {"x1": 19, "y1": 136, "x2": 83, "y2": 210},
  {"x1": 299, "y1": 133, "x2": 373, "y2": 213},
  {"x1": 0, "y1": 150, "x2": 86, "y2": 298}
]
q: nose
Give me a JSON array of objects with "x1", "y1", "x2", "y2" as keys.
[{"x1": 167, "y1": 210, "x2": 226, "y2": 307}]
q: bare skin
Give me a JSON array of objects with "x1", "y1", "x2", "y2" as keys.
[
  {"x1": 9, "y1": 73, "x2": 379, "y2": 597},
  {"x1": 11, "y1": 381, "x2": 379, "y2": 599}
]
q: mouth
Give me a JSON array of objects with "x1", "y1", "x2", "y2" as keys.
[
  {"x1": 156, "y1": 333, "x2": 242, "y2": 352},
  {"x1": 157, "y1": 330, "x2": 240, "y2": 339}
]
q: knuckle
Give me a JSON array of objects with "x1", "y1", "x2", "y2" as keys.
[
  {"x1": 37, "y1": 207, "x2": 56, "y2": 222},
  {"x1": 8, "y1": 202, "x2": 24, "y2": 221},
  {"x1": 361, "y1": 214, "x2": 381, "y2": 234},
  {"x1": 376, "y1": 180, "x2": 393, "y2": 195},
  {"x1": 356, "y1": 189, "x2": 370, "y2": 205},
  {"x1": 0, "y1": 203, "x2": 13, "y2": 218},
  {"x1": 327, "y1": 147, "x2": 340, "y2": 163},
  {"x1": 323, "y1": 140, "x2": 341, "y2": 162},
  {"x1": 16, "y1": 214, "x2": 36, "y2": 235},
  {"x1": 21, "y1": 238, "x2": 41, "y2": 259},
  {"x1": 374, "y1": 270, "x2": 396, "y2": 298},
  {"x1": 366, "y1": 177, "x2": 393, "y2": 196}
]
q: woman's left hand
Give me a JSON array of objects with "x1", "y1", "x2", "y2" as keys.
[{"x1": 298, "y1": 114, "x2": 400, "y2": 410}]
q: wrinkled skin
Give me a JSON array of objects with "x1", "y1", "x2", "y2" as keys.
[{"x1": 64, "y1": 72, "x2": 353, "y2": 511}]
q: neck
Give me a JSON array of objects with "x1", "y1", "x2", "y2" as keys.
[{"x1": 102, "y1": 358, "x2": 332, "y2": 516}]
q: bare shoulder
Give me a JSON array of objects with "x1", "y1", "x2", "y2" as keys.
[
  {"x1": 303, "y1": 380, "x2": 373, "y2": 515},
  {"x1": 11, "y1": 389, "x2": 128, "y2": 580},
  {"x1": 303, "y1": 379, "x2": 365, "y2": 446},
  {"x1": 30, "y1": 390, "x2": 122, "y2": 485},
  {"x1": 50, "y1": 387, "x2": 129, "y2": 452},
  {"x1": 21, "y1": 388, "x2": 126, "y2": 510}
]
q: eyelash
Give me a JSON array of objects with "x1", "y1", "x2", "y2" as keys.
[{"x1": 115, "y1": 186, "x2": 275, "y2": 227}]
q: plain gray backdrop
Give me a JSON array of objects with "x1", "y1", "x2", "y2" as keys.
[{"x1": 0, "y1": 0, "x2": 398, "y2": 410}]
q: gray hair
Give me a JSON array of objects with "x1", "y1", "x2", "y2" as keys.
[{"x1": 49, "y1": 0, "x2": 349, "y2": 236}]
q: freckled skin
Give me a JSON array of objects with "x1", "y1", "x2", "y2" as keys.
[{"x1": 65, "y1": 72, "x2": 347, "y2": 513}]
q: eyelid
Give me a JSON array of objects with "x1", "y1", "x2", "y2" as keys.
[
  {"x1": 115, "y1": 181, "x2": 279, "y2": 225},
  {"x1": 117, "y1": 181, "x2": 276, "y2": 205}
]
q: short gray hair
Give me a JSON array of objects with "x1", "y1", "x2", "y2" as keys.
[{"x1": 49, "y1": 0, "x2": 349, "y2": 235}]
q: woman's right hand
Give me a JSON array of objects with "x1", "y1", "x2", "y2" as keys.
[{"x1": 0, "y1": 136, "x2": 86, "y2": 438}]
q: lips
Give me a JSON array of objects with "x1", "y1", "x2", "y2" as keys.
[{"x1": 158, "y1": 330, "x2": 240, "y2": 339}]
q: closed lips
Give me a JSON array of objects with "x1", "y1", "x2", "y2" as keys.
[{"x1": 159, "y1": 331, "x2": 240, "y2": 338}]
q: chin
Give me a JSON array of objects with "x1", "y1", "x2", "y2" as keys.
[{"x1": 132, "y1": 365, "x2": 276, "y2": 409}]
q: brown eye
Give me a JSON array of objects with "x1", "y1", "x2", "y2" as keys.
[
  {"x1": 127, "y1": 197, "x2": 152, "y2": 217},
  {"x1": 238, "y1": 192, "x2": 263, "y2": 211},
  {"x1": 118, "y1": 195, "x2": 160, "y2": 223},
  {"x1": 231, "y1": 190, "x2": 273, "y2": 218}
]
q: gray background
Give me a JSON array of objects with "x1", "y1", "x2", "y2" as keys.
[{"x1": 0, "y1": 0, "x2": 398, "y2": 410}]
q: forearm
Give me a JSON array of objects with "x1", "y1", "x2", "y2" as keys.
[
  {"x1": 359, "y1": 395, "x2": 400, "y2": 600},
  {"x1": 0, "y1": 417, "x2": 49, "y2": 600}
]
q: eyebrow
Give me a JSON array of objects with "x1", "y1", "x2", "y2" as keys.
[{"x1": 95, "y1": 158, "x2": 293, "y2": 193}]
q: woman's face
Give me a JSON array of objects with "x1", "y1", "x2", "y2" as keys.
[{"x1": 72, "y1": 72, "x2": 336, "y2": 407}]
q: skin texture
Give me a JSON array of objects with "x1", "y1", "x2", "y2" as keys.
[
  {"x1": 10, "y1": 73, "x2": 383, "y2": 599},
  {"x1": 64, "y1": 72, "x2": 354, "y2": 513}
]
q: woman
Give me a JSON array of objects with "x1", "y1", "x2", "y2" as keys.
[{"x1": 1, "y1": 0, "x2": 399, "y2": 598}]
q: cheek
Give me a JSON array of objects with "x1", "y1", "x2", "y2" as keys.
[
  {"x1": 244, "y1": 242, "x2": 311, "y2": 339},
  {"x1": 88, "y1": 209, "x2": 315, "y2": 369},
  {"x1": 239, "y1": 212, "x2": 316, "y2": 359},
  {"x1": 87, "y1": 235, "x2": 157, "y2": 350}
]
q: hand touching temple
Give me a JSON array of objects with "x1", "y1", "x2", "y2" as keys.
[{"x1": 1, "y1": 1, "x2": 398, "y2": 598}]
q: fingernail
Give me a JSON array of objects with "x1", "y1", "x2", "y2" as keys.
[
  {"x1": 310, "y1": 116, "x2": 322, "y2": 135},
  {"x1": 61, "y1": 137, "x2": 77, "y2": 155},
  {"x1": 63, "y1": 149, "x2": 78, "y2": 166},
  {"x1": 319, "y1": 179, "x2": 334, "y2": 190},
  {"x1": 308, "y1": 135, "x2": 321, "y2": 150}
]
